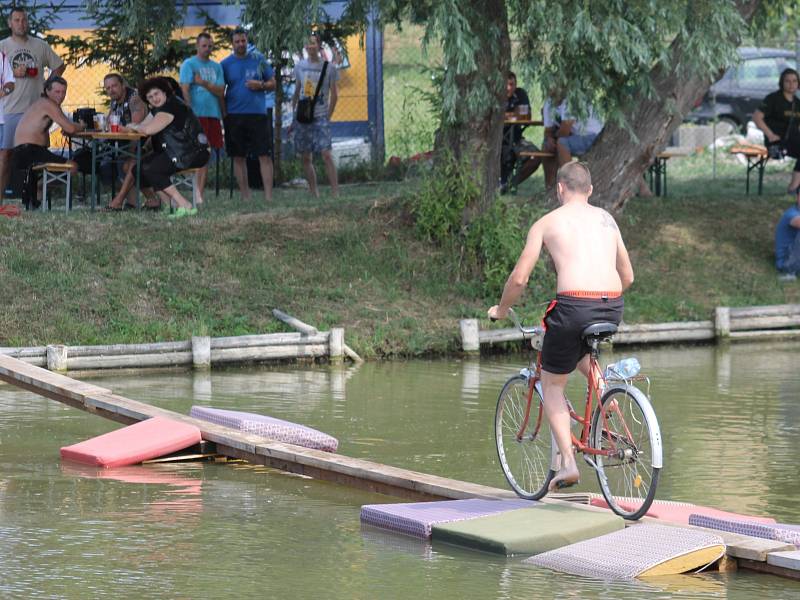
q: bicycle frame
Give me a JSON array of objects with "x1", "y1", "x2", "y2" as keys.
[{"x1": 517, "y1": 348, "x2": 625, "y2": 460}]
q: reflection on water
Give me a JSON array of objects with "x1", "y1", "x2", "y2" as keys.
[{"x1": 1, "y1": 343, "x2": 800, "y2": 597}]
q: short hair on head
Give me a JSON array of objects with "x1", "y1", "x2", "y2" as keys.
[
  {"x1": 138, "y1": 76, "x2": 173, "y2": 101},
  {"x1": 507, "y1": 71, "x2": 516, "y2": 81},
  {"x1": 103, "y1": 73, "x2": 125, "y2": 86},
  {"x1": 197, "y1": 31, "x2": 212, "y2": 43},
  {"x1": 556, "y1": 161, "x2": 592, "y2": 194},
  {"x1": 8, "y1": 6, "x2": 25, "y2": 20},
  {"x1": 44, "y1": 75, "x2": 67, "y2": 92},
  {"x1": 231, "y1": 27, "x2": 247, "y2": 40},
  {"x1": 779, "y1": 67, "x2": 799, "y2": 91}
]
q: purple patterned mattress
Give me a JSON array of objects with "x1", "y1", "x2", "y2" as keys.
[
  {"x1": 360, "y1": 498, "x2": 536, "y2": 538},
  {"x1": 688, "y1": 514, "x2": 800, "y2": 547},
  {"x1": 189, "y1": 406, "x2": 338, "y2": 452}
]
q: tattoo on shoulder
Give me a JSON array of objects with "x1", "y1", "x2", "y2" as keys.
[
  {"x1": 130, "y1": 96, "x2": 144, "y2": 111},
  {"x1": 601, "y1": 210, "x2": 619, "y2": 230}
]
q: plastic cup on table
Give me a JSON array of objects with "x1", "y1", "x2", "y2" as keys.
[
  {"x1": 109, "y1": 114, "x2": 120, "y2": 133},
  {"x1": 516, "y1": 104, "x2": 530, "y2": 120}
]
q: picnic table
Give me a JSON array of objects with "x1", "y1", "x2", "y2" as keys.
[
  {"x1": 729, "y1": 144, "x2": 768, "y2": 195},
  {"x1": 69, "y1": 131, "x2": 147, "y2": 210},
  {"x1": 648, "y1": 150, "x2": 690, "y2": 197}
]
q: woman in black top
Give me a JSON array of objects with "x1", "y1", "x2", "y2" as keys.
[
  {"x1": 123, "y1": 77, "x2": 210, "y2": 215},
  {"x1": 753, "y1": 68, "x2": 800, "y2": 194}
]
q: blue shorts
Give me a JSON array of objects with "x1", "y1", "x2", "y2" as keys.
[
  {"x1": 559, "y1": 133, "x2": 598, "y2": 156},
  {"x1": 2, "y1": 113, "x2": 22, "y2": 150},
  {"x1": 294, "y1": 115, "x2": 332, "y2": 155}
]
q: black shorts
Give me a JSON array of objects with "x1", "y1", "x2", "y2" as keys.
[
  {"x1": 541, "y1": 294, "x2": 624, "y2": 375},
  {"x1": 223, "y1": 111, "x2": 273, "y2": 158}
]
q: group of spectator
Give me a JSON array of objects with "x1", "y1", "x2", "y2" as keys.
[{"x1": 0, "y1": 7, "x2": 341, "y2": 215}]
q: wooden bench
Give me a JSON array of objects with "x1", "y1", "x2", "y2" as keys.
[
  {"x1": 31, "y1": 163, "x2": 72, "y2": 213},
  {"x1": 170, "y1": 168, "x2": 202, "y2": 209},
  {"x1": 648, "y1": 150, "x2": 689, "y2": 197},
  {"x1": 730, "y1": 144, "x2": 768, "y2": 195},
  {"x1": 517, "y1": 150, "x2": 556, "y2": 160}
]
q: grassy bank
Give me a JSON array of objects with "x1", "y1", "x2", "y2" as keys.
[{"x1": 1, "y1": 154, "x2": 799, "y2": 358}]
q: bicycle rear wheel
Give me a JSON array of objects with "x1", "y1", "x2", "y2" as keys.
[
  {"x1": 495, "y1": 375, "x2": 555, "y2": 500},
  {"x1": 590, "y1": 383, "x2": 662, "y2": 520}
]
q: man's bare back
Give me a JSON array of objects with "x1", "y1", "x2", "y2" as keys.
[
  {"x1": 15, "y1": 89, "x2": 82, "y2": 147},
  {"x1": 540, "y1": 201, "x2": 628, "y2": 293}
]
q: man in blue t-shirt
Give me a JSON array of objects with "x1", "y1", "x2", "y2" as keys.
[
  {"x1": 775, "y1": 197, "x2": 800, "y2": 281},
  {"x1": 221, "y1": 27, "x2": 276, "y2": 202},
  {"x1": 180, "y1": 32, "x2": 225, "y2": 205}
]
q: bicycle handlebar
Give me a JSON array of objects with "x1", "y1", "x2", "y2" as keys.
[{"x1": 492, "y1": 307, "x2": 543, "y2": 338}]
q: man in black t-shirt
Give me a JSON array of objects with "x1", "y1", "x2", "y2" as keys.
[
  {"x1": 753, "y1": 67, "x2": 800, "y2": 195},
  {"x1": 500, "y1": 72, "x2": 541, "y2": 193}
]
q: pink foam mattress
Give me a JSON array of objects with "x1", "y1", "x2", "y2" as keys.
[
  {"x1": 190, "y1": 406, "x2": 338, "y2": 452},
  {"x1": 60, "y1": 417, "x2": 202, "y2": 468},
  {"x1": 360, "y1": 498, "x2": 535, "y2": 538},
  {"x1": 589, "y1": 497, "x2": 776, "y2": 525}
]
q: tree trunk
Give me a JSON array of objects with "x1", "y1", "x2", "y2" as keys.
[
  {"x1": 586, "y1": 0, "x2": 761, "y2": 213},
  {"x1": 432, "y1": 0, "x2": 511, "y2": 224}
]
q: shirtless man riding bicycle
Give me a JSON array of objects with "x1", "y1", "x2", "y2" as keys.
[{"x1": 488, "y1": 162, "x2": 634, "y2": 492}]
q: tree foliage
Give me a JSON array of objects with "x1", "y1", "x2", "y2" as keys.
[{"x1": 63, "y1": 0, "x2": 194, "y2": 85}]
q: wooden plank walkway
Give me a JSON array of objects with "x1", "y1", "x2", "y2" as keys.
[{"x1": 0, "y1": 353, "x2": 795, "y2": 578}]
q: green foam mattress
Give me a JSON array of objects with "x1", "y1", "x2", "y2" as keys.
[{"x1": 431, "y1": 503, "x2": 624, "y2": 556}]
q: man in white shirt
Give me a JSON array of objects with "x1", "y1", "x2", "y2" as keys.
[{"x1": 0, "y1": 7, "x2": 64, "y2": 202}]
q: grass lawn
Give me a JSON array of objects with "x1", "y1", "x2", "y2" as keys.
[{"x1": 1, "y1": 150, "x2": 799, "y2": 357}]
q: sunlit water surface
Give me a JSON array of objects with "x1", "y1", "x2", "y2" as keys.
[{"x1": 1, "y1": 342, "x2": 800, "y2": 598}]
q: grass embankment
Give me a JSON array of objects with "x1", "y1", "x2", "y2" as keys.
[{"x1": 1, "y1": 153, "x2": 799, "y2": 357}]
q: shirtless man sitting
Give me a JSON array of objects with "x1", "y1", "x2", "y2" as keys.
[
  {"x1": 13, "y1": 76, "x2": 83, "y2": 207},
  {"x1": 488, "y1": 162, "x2": 634, "y2": 492}
]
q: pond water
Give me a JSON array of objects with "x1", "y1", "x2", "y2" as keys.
[{"x1": 1, "y1": 342, "x2": 800, "y2": 598}]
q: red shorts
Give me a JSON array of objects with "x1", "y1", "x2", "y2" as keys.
[{"x1": 199, "y1": 117, "x2": 223, "y2": 149}]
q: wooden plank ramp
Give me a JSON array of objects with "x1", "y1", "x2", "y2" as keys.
[{"x1": 0, "y1": 353, "x2": 794, "y2": 578}]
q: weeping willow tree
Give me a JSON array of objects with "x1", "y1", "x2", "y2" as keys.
[{"x1": 345, "y1": 0, "x2": 799, "y2": 216}]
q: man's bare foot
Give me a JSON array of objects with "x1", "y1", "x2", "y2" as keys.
[{"x1": 548, "y1": 466, "x2": 580, "y2": 492}]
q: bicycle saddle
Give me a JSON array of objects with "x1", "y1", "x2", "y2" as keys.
[{"x1": 581, "y1": 322, "x2": 618, "y2": 340}]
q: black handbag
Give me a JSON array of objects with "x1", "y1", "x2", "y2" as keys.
[
  {"x1": 161, "y1": 108, "x2": 210, "y2": 169},
  {"x1": 296, "y1": 61, "x2": 328, "y2": 124}
]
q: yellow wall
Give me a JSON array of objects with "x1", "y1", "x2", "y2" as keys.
[{"x1": 51, "y1": 27, "x2": 368, "y2": 121}]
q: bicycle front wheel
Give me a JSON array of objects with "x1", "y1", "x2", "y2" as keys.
[
  {"x1": 495, "y1": 375, "x2": 555, "y2": 500},
  {"x1": 590, "y1": 383, "x2": 662, "y2": 520}
]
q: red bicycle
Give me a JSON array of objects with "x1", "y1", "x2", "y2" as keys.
[{"x1": 494, "y1": 309, "x2": 662, "y2": 520}]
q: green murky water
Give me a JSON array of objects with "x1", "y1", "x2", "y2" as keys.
[{"x1": 1, "y1": 342, "x2": 800, "y2": 598}]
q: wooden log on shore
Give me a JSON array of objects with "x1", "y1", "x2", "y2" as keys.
[
  {"x1": 329, "y1": 328, "x2": 344, "y2": 363},
  {"x1": 210, "y1": 332, "x2": 329, "y2": 349},
  {"x1": 66, "y1": 341, "x2": 191, "y2": 357},
  {"x1": 729, "y1": 329, "x2": 800, "y2": 341},
  {"x1": 210, "y1": 344, "x2": 329, "y2": 363},
  {"x1": 343, "y1": 343, "x2": 364, "y2": 363},
  {"x1": 66, "y1": 352, "x2": 193, "y2": 370},
  {"x1": 730, "y1": 315, "x2": 800, "y2": 331},
  {"x1": 272, "y1": 309, "x2": 318, "y2": 335},
  {"x1": 729, "y1": 304, "x2": 800, "y2": 318},
  {"x1": 614, "y1": 321, "x2": 715, "y2": 344},
  {"x1": 460, "y1": 319, "x2": 480, "y2": 352}
]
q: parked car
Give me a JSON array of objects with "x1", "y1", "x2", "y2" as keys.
[{"x1": 686, "y1": 47, "x2": 797, "y2": 134}]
